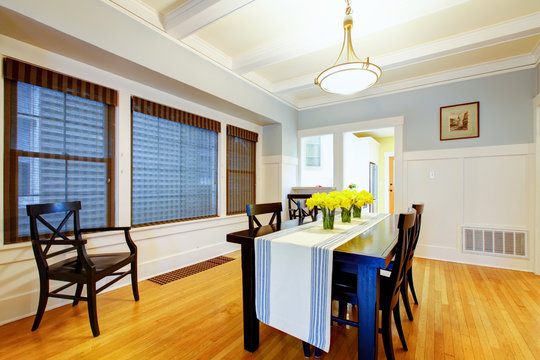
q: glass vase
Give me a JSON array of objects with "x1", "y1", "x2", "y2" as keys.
[
  {"x1": 353, "y1": 205, "x2": 362, "y2": 218},
  {"x1": 341, "y1": 207, "x2": 351, "y2": 223},
  {"x1": 322, "y1": 207, "x2": 335, "y2": 230}
]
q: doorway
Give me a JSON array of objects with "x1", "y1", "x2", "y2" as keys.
[{"x1": 297, "y1": 116, "x2": 404, "y2": 213}]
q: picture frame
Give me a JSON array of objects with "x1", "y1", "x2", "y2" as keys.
[{"x1": 440, "y1": 101, "x2": 479, "y2": 141}]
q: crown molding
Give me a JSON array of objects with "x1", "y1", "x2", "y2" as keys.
[
  {"x1": 378, "y1": 12, "x2": 540, "y2": 71},
  {"x1": 108, "y1": 0, "x2": 164, "y2": 30},
  {"x1": 297, "y1": 54, "x2": 536, "y2": 110},
  {"x1": 182, "y1": 35, "x2": 232, "y2": 69},
  {"x1": 163, "y1": 0, "x2": 254, "y2": 39},
  {"x1": 533, "y1": 39, "x2": 540, "y2": 66}
]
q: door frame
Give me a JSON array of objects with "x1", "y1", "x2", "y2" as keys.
[
  {"x1": 298, "y1": 116, "x2": 404, "y2": 213},
  {"x1": 384, "y1": 152, "x2": 394, "y2": 213}
]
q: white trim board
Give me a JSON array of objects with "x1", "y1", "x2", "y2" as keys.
[
  {"x1": 415, "y1": 244, "x2": 532, "y2": 272},
  {"x1": 404, "y1": 143, "x2": 534, "y2": 161},
  {"x1": 297, "y1": 116, "x2": 404, "y2": 137}
]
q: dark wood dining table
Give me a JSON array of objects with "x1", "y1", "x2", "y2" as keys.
[{"x1": 226, "y1": 214, "x2": 399, "y2": 359}]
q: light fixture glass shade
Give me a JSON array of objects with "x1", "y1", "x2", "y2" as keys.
[
  {"x1": 316, "y1": 61, "x2": 381, "y2": 95},
  {"x1": 314, "y1": 2, "x2": 381, "y2": 95}
]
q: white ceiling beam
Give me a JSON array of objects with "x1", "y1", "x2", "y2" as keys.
[
  {"x1": 164, "y1": 0, "x2": 255, "y2": 39},
  {"x1": 233, "y1": 12, "x2": 540, "y2": 74},
  {"x1": 108, "y1": 0, "x2": 164, "y2": 30},
  {"x1": 270, "y1": 13, "x2": 540, "y2": 94}
]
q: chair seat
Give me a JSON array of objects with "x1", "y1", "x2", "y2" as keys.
[{"x1": 49, "y1": 252, "x2": 134, "y2": 282}]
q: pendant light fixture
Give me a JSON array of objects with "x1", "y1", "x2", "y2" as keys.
[{"x1": 314, "y1": 0, "x2": 381, "y2": 95}]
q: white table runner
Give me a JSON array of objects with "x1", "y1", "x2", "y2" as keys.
[{"x1": 255, "y1": 213, "x2": 389, "y2": 352}]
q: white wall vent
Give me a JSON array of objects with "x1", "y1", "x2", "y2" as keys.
[{"x1": 462, "y1": 227, "x2": 527, "y2": 257}]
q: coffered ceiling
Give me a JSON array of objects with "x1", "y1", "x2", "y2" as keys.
[{"x1": 81, "y1": 0, "x2": 540, "y2": 108}]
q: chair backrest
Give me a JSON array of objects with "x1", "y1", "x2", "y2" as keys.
[
  {"x1": 386, "y1": 210, "x2": 416, "y2": 310},
  {"x1": 405, "y1": 203, "x2": 424, "y2": 270},
  {"x1": 287, "y1": 194, "x2": 318, "y2": 221},
  {"x1": 27, "y1": 201, "x2": 90, "y2": 271},
  {"x1": 246, "y1": 202, "x2": 282, "y2": 231},
  {"x1": 411, "y1": 204, "x2": 424, "y2": 251}
]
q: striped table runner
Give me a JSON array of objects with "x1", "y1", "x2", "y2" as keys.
[{"x1": 255, "y1": 213, "x2": 389, "y2": 352}]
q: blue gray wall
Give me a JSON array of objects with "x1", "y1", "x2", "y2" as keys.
[
  {"x1": 537, "y1": 62, "x2": 540, "y2": 94},
  {"x1": 299, "y1": 69, "x2": 536, "y2": 152}
]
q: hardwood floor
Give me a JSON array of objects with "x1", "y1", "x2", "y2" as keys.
[{"x1": 0, "y1": 253, "x2": 539, "y2": 359}]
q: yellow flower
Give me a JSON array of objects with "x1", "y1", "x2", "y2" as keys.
[{"x1": 306, "y1": 189, "x2": 372, "y2": 211}]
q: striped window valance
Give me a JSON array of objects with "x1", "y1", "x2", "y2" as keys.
[
  {"x1": 227, "y1": 125, "x2": 258, "y2": 142},
  {"x1": 132, "y1": 96, "x2": 221, "y2": 133},
  {"x1": 3, "y1": 57, "x2": 117, "y2": 106}
]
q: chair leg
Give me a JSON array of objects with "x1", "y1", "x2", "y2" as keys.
[
  {"x1": 87, "y1": 283, "x2": 100, "y2": 337},
  {"x1": 393, "y1": 301, "x2": 408, "y2": 351},
  {"x1": 401, "y1": 281, "x2": 414, "y2": 321},
  {"x1": 381, "y1": 308, "x2": 395, "y2": 360},
  {"x1": 302, "y1": 341, "x2": 311, "y2": 357},
  {"x1": 31, "y1": 277, "x2": 49, "y2": 331},
  {"x1": 73, "y1": 283, "x2": 84, "y2": 306},
  {"x1": 131, "y1": 261, "x2": 140, "y2": 301},
  {"x1": 408, "y1": 268, "x2": 418, "y2": 305},
  {"x1": 314, "y1": 347, "x2": 322, "y2": 358},
  {"x1": 337, "y1": 300, "x2": 346, "y2": 325}
]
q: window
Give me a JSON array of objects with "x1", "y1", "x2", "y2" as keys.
[
  {"x1": 3, "y1": 58, "x2": 116, "y2": 244},
  {"x1": 131, "y1": 97, "x2": 220, "y2": 226},
  {"x1": 305, "y1": 136, "x2": 321, "y2": 167},
  {"x1": 300, "y1": 134, "x2": 333, "y2": 187},
  {"x1": 226, "y1": 125, "x2": 257, "y2": 215}
]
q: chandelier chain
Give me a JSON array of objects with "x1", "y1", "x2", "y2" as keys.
[{"x1": 345, "y1": 0, "x2": 352, "y2": 15}]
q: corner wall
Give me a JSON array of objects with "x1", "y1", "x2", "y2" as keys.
[{"x1": 299, "y1": 69, "x2": 537, "y2": 272}]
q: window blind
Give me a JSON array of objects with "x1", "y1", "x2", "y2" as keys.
[
  {"x1": 131, "y1": 98, "x2": 219, "y2": 226},
  {"x1": 4, "y1": 67, "x2": 115, "y2": 244},
  {"x1": 226, "y1": 125, "x2": 257, "y2": 215}
]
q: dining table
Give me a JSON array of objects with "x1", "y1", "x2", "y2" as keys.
[{"x1": 226, "y1": 213, "x2": 399, "y2": 359}]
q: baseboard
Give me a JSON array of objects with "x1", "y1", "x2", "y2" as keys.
[
  {"x1": 415, "y1": 244, "x2": 532, "y2": 272},
  {"x1": 0, "y1": 241, "x2": 240, "y2": 327}
]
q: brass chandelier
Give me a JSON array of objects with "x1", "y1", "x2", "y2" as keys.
[{"x1": 314, "y1": 0, "x2": 381, "y2": 95}]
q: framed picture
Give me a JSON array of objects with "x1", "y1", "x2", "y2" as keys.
[{"x1": 440, "y1": 102, "x2": 479, "y2": 141}]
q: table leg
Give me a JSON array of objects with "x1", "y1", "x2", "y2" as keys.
[
  {"x1": 356, "y1": 265, "x2": 380, "y2": 360},
  {"x1": 240, "y1": 244, "x2": 259, "y2": 352}
]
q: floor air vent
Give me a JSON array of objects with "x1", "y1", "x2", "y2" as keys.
[{"x1": 463, "y1": 227, "x2": 527, "y2": 257}]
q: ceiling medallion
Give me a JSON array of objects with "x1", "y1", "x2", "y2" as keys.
[{"x1": 314, "y1": 0, "x2": 381, "y2": 95}]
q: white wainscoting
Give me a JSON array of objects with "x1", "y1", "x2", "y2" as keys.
[
  {"x1": 403, "y1": 143, "x2": 535, "y2": 272},
  {"x1": 262, "y1": 155, "x2": 299, "y2": 217}
]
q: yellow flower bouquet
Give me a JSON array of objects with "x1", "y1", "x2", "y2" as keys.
[
  {"x1": 338, "y1": 189, "x2": 355, "y2": 223},
  {"x1": 352, "y1": 190, "x2": 374, "y2": 218},
  {"x1": 306, "y1": 191, "x2": 341, "y2": 229},
  {"x1": 306, "y1": 189, "x2": 374, "y2": 229}
]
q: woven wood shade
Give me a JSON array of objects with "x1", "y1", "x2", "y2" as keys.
[
  {"x1": 227, "y1": 127, "x2": 256, "y2": 215},
  {"x1": 227, "y1": 124, "x2": 258, "y2": 142},
  {"x1": 132, "y1": 96, "x2": 221, "y2": 132},
  {"x1": 3, "y1": 58, "x2": 117, "y2": 106}
]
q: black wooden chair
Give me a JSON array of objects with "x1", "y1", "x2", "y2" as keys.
[
  {"x1": 287, "y1": 194, "x2": 318, "y2": 221},
  {"x1": 27, "y1": 201, "x2": 139, "y2": 337},
  {"x1": 401, "y1": 203, "x2": 424, "y2": 319},
  {"x1": 330, "y1": 210, "x2": 416, "y2": 360},
  {"x1": 246, "y1": 202, "x2": 282, "y2": 231}
]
